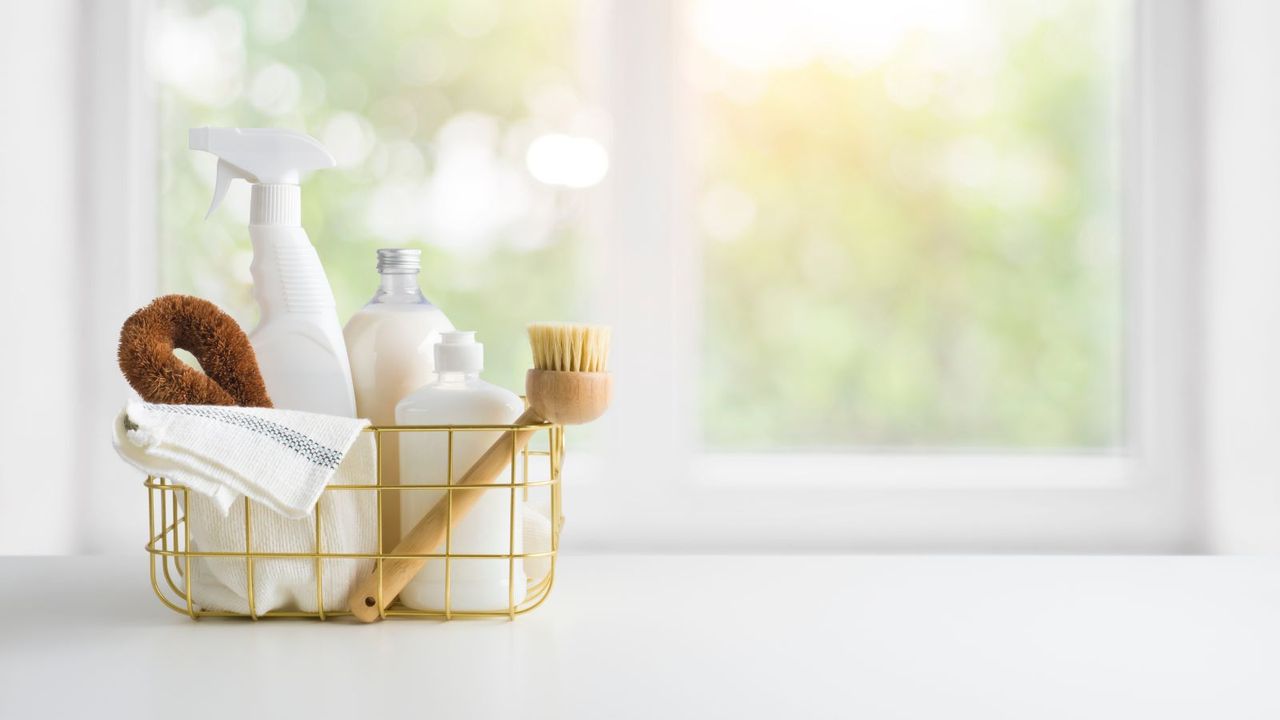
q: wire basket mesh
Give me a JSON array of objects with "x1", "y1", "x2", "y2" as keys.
[{"x1": 145, "y1": 421, "x2": 564, "y2": 621}]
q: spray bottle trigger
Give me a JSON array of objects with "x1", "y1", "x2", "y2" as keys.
[{"x1": 205, "y1": 159, "x2": 255, "y2": 219}]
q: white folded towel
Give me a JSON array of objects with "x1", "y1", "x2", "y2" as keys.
[
  {"x1": 114, "y1": 401, "x2": 376, "y2": 613},
  {"x1": 114, "y1": 400, "x2": 368, "y2": 519}
]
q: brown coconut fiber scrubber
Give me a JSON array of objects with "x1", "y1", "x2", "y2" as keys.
[{"x1": 118, "y1": 294, "x2": 272, "y2": 408}]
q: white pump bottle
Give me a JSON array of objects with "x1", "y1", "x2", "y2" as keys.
[
  {"x1": 190, "y1": 127, "x2": 356, "y2": 417},
  {"x1": 396, "y1": 332, "x2": 526, "y2": 611}
]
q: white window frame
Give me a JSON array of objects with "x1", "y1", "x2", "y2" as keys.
[
  {"x1": 90, "y1": 0, "x2": 1201, "y2": 553},
  {"x1": 566, "y1": 0, "x2": 1203, "y2": 552},
  {"x1": 80, "y1": 0, "x2": 160, "y2": 553}
]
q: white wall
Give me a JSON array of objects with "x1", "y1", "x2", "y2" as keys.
[
  {"x1": 1203, "y1": 0, "x2": 1280, "y2": 552},
  {"x1": 0, "y1": 0, "x2": 81, "y2": 553},
  {"x1": 75, "y1": 0, "x2": 157, "y2": 553}
]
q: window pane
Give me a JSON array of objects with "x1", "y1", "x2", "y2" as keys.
[
  {"x1": 693, "y1": 0, "x2": 1126, "y2": 449},
  {"x1": 154, "y1": 0, "x2": 595, "y2": 393}
]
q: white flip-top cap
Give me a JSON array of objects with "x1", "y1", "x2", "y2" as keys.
[{"x1": 435, "y1": 331, "x2": 483, "y2": 374}]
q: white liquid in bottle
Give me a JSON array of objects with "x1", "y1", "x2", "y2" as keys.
[{"x1": 343, "y1": 249, "x2": 453, "y2": 548}]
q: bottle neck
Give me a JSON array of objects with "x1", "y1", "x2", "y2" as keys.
[
  {"x1": 250, "y1": 184, "x2": 300, "y2": 226},
  {"x1": 370, "y1": 271, "x2": 428, "y2": 305},
  {"x1": 379, "y1": 272, "x2": 423, "y2": 294},
  {"x1": 437, "y1": 371, "x2": 479, "y2": 385}
]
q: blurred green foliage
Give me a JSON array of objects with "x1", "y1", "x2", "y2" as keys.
[{"x1": 698, "y1": 1, "x2": 1125, "y2": 449}]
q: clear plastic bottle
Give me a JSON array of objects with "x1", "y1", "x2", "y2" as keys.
[
  {"x1": 343, "y1": 249, "x2": 453, "y2": 548},
  {"x1": 396, "y1": 331, "x2": 526, "y2": 612}
]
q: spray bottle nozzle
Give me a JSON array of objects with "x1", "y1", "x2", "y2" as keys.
[{"x1": 189, "y1": 127, "x2": 336, "y2": 219}]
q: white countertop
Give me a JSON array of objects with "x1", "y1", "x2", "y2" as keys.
[{"x1": 1, "y1": 555, "x2": 1277, "y2": 719}]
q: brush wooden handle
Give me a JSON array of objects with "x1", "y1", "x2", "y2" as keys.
[{"x1": 348, "y1": 407, "x2": 541, "y2": 622}]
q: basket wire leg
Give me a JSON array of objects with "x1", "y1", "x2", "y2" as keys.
[
  {"x1": 169, "y1": 488, "x2": 182, "y2": 570},
  {"x1": 445, "y1": 430, "x2": 454, "y2": 620},
  {"x1": 147, "y1": 479, "x2": 199, "y2": 617},
  {"x1": 147, "y1": 477, "x2": 155, "y2": 545},
  {"x1": 553, "y1": 426, "x2": 564, "y2": 536},
  {"x1": 550, "y1": 427, "x2": 562, "y2": 586},
  {"x1": 244, "y1": 497, "x2": 257, "y2": 619},
  {"x1": 525, "y1": 427, "x2": 561, "y2": 610},
  {"x1": 520, "y1": 440, "x2": 532, "y2": 595},
  {"x1": 522, "y1": 439, "x2": 530, "y2": 504},
  {"x1": 375, "y1": 429, "x2": 385, "y2": 619},
  {"x1": 184, "y1": 487, "x2": 195, "y2": 618},
  {"x1": 158, "y1": 479, "x2": 167, "y2": 555},
  {"x1": 314, "y1": 495, "x2": 325, "y2": 620},
  {"x1": 158, "y1": 481, "x2": 173, "y2": 589},
  {"x1": 508, "y1": 430, "x2": 518, "y2": 620},
  {"x1": 162, "y1": 485, "x2": 187, "y2": 598},
  {"x1": 147, "y1": 478, "x2": 160, "y2": 603}
]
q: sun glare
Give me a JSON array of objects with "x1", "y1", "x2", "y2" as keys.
[{"x1": 691, "y1": 0, "x2": 984, "y2": 73}]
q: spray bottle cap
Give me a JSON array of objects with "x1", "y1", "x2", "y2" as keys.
[
  {"x1": 188, "y1": 127, "x2": 335, "y2": 224},
  {"x1": 435, "y1": 331, "x2": 484, "y2": 374}
]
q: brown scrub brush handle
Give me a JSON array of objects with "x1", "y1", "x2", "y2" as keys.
[{"x1": 348, "y1": 407, "x2": 542, "y2": 621}]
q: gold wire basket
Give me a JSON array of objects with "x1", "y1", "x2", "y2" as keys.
[{"x1": 145, "y1": 421, "x2": 564, "y2": 621}]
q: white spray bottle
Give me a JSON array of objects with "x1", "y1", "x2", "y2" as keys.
[{"x1": 190, "y1": 127, "x2": 356, "y2": 416}]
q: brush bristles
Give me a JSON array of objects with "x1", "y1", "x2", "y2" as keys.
[{"x1": 528, "y1": 322, "x2": 611, "y2": 373}]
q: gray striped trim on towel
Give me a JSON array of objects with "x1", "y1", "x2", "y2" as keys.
[{"x1": 150, "y1": 405, "x2": 344, "y2": 469}]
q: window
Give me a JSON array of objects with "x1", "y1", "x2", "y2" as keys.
[{"x1": 144, "y1": 0, "x2": 1200, "y2": 550}]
